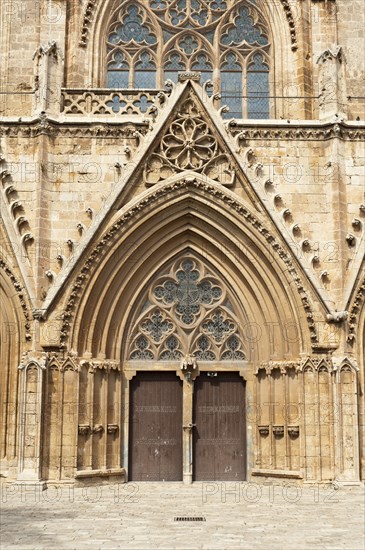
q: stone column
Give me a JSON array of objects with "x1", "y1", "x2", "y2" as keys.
[
  {"x1": 123, "y1": 371, "x2": 136, "y2": 480},
  {"x1": 17, "y1": 354, "x2": 46, "y2": 483}
]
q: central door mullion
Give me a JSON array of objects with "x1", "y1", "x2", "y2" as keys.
[{"x1": 182, "y1": 377, "x2": 194, "y2": 484}]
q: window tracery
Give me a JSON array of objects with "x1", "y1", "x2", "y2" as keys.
[
  {"x1": 105, "y1": 0, "x2": 271, "y2": 118},
  {"x1": 128, "y1": 258, "x2": 246, "y2": 361},
  {"x1": 106, "y1": 4, "x2": 158, "y2": 88}
]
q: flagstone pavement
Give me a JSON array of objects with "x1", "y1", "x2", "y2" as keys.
[{"x1": 1, "y1": 480, "x2": 364, "y2": 549}]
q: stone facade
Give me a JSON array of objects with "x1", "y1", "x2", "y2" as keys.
[{"x1": 0, "y1": 0, "x2": 364, "y2": 485}]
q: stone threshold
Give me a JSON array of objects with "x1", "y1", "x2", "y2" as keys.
[
  {"x1": 75, "y1": 468, "x2": 126, "y2": 479},
  {"x1": 251, "y1": 469, "x2": 303, "y2": 479}
]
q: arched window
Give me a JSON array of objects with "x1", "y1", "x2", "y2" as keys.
[
  {"x1": 106, "y1": 4, "x2": 157, "y2": 88},
  {"x1": 191, "y1": 53, "x2": 213, "y2": 85},
  {"x1": 220, "y1": 52, "x2": 243, "y2": 118},
  {"x1": 106, "y1": 50, "x2": 130, "y2": 88},
  {"x1": 164, "y1": 52, "x2": 186, "y2": 83},
  {"x1": 134, "y1": 51, "x2": 157, "y2": 88},
  {"x1": 105, "y1": 1, "x2": 271, "y2": 119},
  {"x1": 247, "y1": 53, "x2": 270, "y2": 119}
]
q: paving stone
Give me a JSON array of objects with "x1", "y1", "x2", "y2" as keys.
[{"x1": 1, "y1": 482, "x2": 364, "y2": 549}]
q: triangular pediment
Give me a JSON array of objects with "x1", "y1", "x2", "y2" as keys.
[
  {"x1": 143, "y1": 94, "x2": 236, "y2": 187},
  {"x1": 117, "y1": 81, "x2": 262, "y2": 210}
]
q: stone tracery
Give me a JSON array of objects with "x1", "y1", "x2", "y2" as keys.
[
  {"x1": 144, "y1": 96, "x2": 236, "y2": 185},
  {"x1": 105, "y1": 0, "x2": 271, "y2": 118},
  {"x1": 128, "y1": 257, "x2": 245, "y2": 361}
]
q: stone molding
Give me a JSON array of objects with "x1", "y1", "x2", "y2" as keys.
[
  {"x1": 0, "y1": 118, "x2": 149, "y2": 139},
  {"x1": 257, "y1": 356, "x2": 359, "y2": 375},
  {"x1": 1, "y1": 118, "x2": 364, "y2": 141},
  {"x1": 225, "y1": 121, "x2": 365, "y2": 142},
  {"x1": 347, "y1": 276, "x2": 365, "y2": 344},
  {"x1": 0, "y1": 257, "x2": 31, "y2": 340}
]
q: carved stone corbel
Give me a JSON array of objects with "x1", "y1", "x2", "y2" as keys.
[
  {"x1": 78, "y1": 424, "x2": 91, "y2": 436},
  {"x1": 273, "y1": 426, "x2": 285, "y2": 437},
  {"x1": 288, "y1": 426, "x2": 299, "y2": 438},
  {"x1": 107, "y1": 424, "x2": 119, "y2": 434}
]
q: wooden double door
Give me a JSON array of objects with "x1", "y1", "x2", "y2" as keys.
[{"x1": 129, "y1": 371, "x2": 246, "y2": 481}]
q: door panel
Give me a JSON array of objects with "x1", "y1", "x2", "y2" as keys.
[
  {"x1": 193, "y1": 372, "x2": 246, "y2": 481},
  {"x1": 129, "y1": 372, "x2": 183, "y2": 481}
]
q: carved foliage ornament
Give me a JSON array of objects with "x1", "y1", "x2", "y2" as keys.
[
  {"x1": 347, "y1": 276, "x2": 365, "y2": 344},
  {"x1": 128, "y1": 257, "x2": 245, "y2": 361},
  {"x1": 0, "y1": 257, "x2": 31, "y2": 340},
  {"x1": 144, "y1": 97, "x2": 235, "y2": 185}
]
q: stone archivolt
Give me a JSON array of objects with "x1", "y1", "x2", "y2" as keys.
[
  {"x1": 57, "y1": 177, "x2": 319, "y2": 350},
  {"x1": 347, "y1": 275, "x2": 365, "y2": 344},
  {"x1": 0, "y1": 257, "x2": 31, "y2": 339}
]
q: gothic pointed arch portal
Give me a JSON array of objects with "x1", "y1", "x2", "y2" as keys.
[{"x1": 124, "y1": 252, "x2": 249, "y2": 482}]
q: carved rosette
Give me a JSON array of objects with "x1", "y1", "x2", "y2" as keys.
[{"x1": 144, "y1": 97, "x2": 235, "y2": 186}]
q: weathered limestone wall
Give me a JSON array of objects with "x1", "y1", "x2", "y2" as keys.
[{"x1": 0, "y1": 0, "x2": 364, "y2": 484}]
